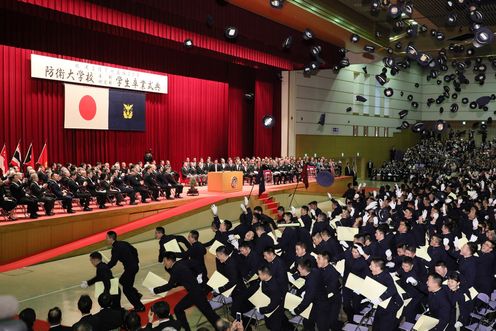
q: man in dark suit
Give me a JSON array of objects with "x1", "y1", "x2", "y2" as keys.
[
  {"x1": 94, "y1": 292, "x2": 124, "y2": 331},
  {"x1": 426, "y1": 272, "x2": 451, "y2": 331},
  {"x1": 9, "y1": 172, "x2": 39, "y2": 218},
  {"x1": 29, "y1": 173, "x2": 55, "y2": 216},
  {"x1": 317, "y1": 251, "x2": 342, "y2": 330},
  {"x1": 143, "y1": 166, "x2": 160, "y2": 201},
  {"x1": 127, "y1": 168, "x2": 149, "y2": 203},
  {"x1": 47, "y1": 173, "x2": 74, "y2": 213},
  {"x1": 106, "y1": 231, "x2": 145, "y2": 312},
  {"x1": 151, "y1": 252, "x2": 220, "y2": 331},
  {"x1": 46, "y1": 307, "x2": 71, "y2": 331},
  {"x1": 81, "y1": 251, "x2": 121, "y2": 309},
  {"x1": 367, "y1": 160, "x2": 374, "y2": 179},
  {"x1": 184, "y1": 230, "x2": 208, "y2": 284},
  {"x1": 144, "y1": 301, "x2": 181, "y2": 330},
  {"x1": 60, "y1": 169, "x2": 91, "y2": 211},
  {"x1": 72, "y1": 295, "x2": 100, "y2": 330}
]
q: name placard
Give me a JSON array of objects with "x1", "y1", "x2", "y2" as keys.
[{"x1": 31, "y1": 54, "x2": 167, "y2": 94}]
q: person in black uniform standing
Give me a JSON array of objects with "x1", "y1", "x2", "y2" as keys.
[
  {"x1": 426, "y1": 272, "x2": 451, "y2": 331},
  {"x1": 105, "y1": 231, "x2": 145, "y2": 312},
  {"x1": 150, "y1": 252, "x2": 220, "y2": 331},
  {"x1": 81, "y1": 251, "x2": 121, "y2": 309},
  {"x1": 316, "y1": 251, "x2": 342, "y2": 330}
]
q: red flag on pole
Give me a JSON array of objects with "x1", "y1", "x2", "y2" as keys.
[
  {"x1": 23, "y1": 143, "x2": 34, "y2": 169},
  {"x1": 37, "y1": 142, "x2": 48, "y2": 168},
  {"x1": 0, "y1": 144, "x2": 8, "y2": 175},
  {"x1": 10, "y1": 141, "x2": 22, "y2": 169},
  {"x1": 302, "y1": 164, "x2": 309, "y2": 189}
]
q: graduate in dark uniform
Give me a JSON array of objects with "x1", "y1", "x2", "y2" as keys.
[
  {"x1": 81, "y1": 251, "x2": 121, "y2": 309},
  {"x1": 426, "y1": 272, "x2": 452, "y2": 331},
  {"x1": 475, "y1": 239, "x2": 496, "y2": 295},
  {"x1": 316, "y1": 251, "x2": 342, "y2": 330},
  {"x1": 106, "y1": 231, "x2": 145, "y2": 312},
  {"x1": 397, "y1": 257, "x2": 428, "y2": 323},
  {"x1": 262, "y1": 246, "x2": 289, "y2": 297},
  {"x1": 151, "y1": 252, "x2": 220, "y2": 331},
  {"x1": 184, "y1": 230, "x2": 208, "y2": 284}
]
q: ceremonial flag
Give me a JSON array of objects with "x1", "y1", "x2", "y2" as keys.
[
  {"x1": 23, "y1": 143, "x2": 34, "y2": 169},
  {"x1": 64, "y1": 84, "x2": 146, "y2": 131},
  {"x1": 64, "y1": 83, "x2": 109, "y2": 130},
  {"x1": 108, "y1": 89, "x2": 146, "y2": 131},
  {"x1": 0, "y1": 144, "x2": 8, "y2": 175},
  {"x1": 10, "y1": 141, "x2": 22, "y2": 168},
  {"x1": 37, "y1": 142, "x2": 48, "y2": 168},
  {"x1": 302, "y1": 164, "x2": 309, "y2": 189}
]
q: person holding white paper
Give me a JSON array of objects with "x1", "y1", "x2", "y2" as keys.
[
  {"x1": 289, "y1": 242, "x2": 316, "y2": 274},
  {"x1": 238, "y1": 241, "x2": 263, "y2": 283},
  {"x1": 254, "y1": 224, "x2": 276, "y2": 257},
  {"x1": 151, "y1": 252, "x2": 220, "y2": 331},
  {"x1": 368, "y1": 258, "x2": 403, "y2": 331},
  {"x1": 184, "y1": 230, "x2": 208, "y2": 284},
  {"x1": 245, "y1": 266, "x2": 290, "y2": 331},
  {"x1": 155, "y1": 226, "x2": 189, "y2": 263},
  {"x1": 292, "y1": 259, "x2": 332, "y2": 331},
  {"x1": 426, "y1": 272, "x2": 451, "y2": 331},
  {"x1": 316, "y1": 251, "x2": 342, "y2": 330},
  {"x1": 445, "y1": 241, "x2": 477, "y2": 291},
  {"x1": 342, "y1": 244, "x2": 369, "y2": 321},
  {"x1": 81, "y1": 251, "x2": 121, "y2": 309},
  {"x1": 446, "y1": 271, "x2": 473, "y2": 329},
  {"x1": 397, "y1": 256, "x2": 428, "y2": 323},
  {"x1": 262, "y1": 246, "x2": 289, "y2": 297}
]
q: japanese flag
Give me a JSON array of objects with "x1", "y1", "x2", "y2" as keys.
[{"x1": 64, "y1": 84, "x2": 109, "y2": 130}]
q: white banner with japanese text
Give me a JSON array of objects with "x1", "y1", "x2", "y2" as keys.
[{"x1": 31, "y1": 54, "x2": 167, "y2": 94}]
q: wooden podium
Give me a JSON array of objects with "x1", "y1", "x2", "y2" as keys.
[{"x1": 207, "y1": 171, "x2": 244, "y2": 193}]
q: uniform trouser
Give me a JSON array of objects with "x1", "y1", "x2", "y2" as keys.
[
  {"x1": 329, "y1": 294, "x2": 342, "y2": 330},
  {"x1": 173, "y1": 291, "x2": 220, "y2": 331},
  {"x1": 74, "y1": 192, "x2": 91, "y2": 208},
  {"x1": 303, "y1": 301, "x2": 332, "y2": 331},
  {"x1": 119, "y1": 266, "x2": 143, "y2": 309},
  {"x1": 38, "y1": 196, "x2": 55, "y2": 213},
  {"x1": 265, "y1": 306, "x2": 290, "y2": 331},
  {"x1": 173, "y1": 184, "x2": 183, "y2": 195},
  {"x1": 159, "y1": 185, "x2": 172, "y2": 198},
  {"x1": 372, "y1": 305, "x2": 400, "y2": 331},
  {"x1": 404, "y1": 295, "x2": 423, "y2": 323},
  {"x1": 18, "y1": 197, "x2": 38, "y2": 215},
  {"x1": 0, "y1": 200, "x2": 17, "y2": 212},
  {"x1": 343, "y1": 288, "x2": 362, "y2": 321},
  {"x1": 118, "y1": 187, "x2": 135, "y2": 203},
  {"x1": 58, "y1": 195, "x2": 73, "y2": 210}
]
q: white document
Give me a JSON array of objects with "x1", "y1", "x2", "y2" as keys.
[{"x1": 142, "y1": 272, "x2": 168, "y2": 297}]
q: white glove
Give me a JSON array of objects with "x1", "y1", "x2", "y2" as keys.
[
  {"x1": 441, "y1": 204, "x2": 447, "y2": 216},
  {"x1": 414, "y1": 199, "x2": 419, "y2": 210},
  {"x1": 148, "y1": 287, "x2": 155, "y2": 295},
  {"x1": 421, "y1": 209, "x2": 428, "y2": 220},
  {"x1": 386, "y1": 262, "x2": 395, "y2": 268},
  {"x1": 289, "y1": 309, "x2": 296, "y2": 316},
  {"x1": 432, "y1": 212, "x2": 439, "y2": 221},
  {"x1": 366, "y1": 201, "x2": 378, "y2": 211},
  {"x1": 363, "y1": 213, "x2": 370, "y2": 224},
  {"x1": 291, "y1": 206, "x2": 296, "y2": 215},
  {"x1": 327, "y1": 192, "x2": 332, "y2": 200},
  {"x1": 454, "y1": 236, "x2": 460, "y2": 249},
  {"x1": 396, "y1": 189, "x2": 403, "y2": 198},
  {"x1": 288, "y1": 273, "x2": 296, "y2": 283},
  {"x1": 212, "y1": 288, "x2": 220, "y2": 294},
  {"x1": 469, "y1": 234, "x2": 478, "y2": 242},
  {"x1": 472, "y1": 219, "x2": 479, "y2": 230},
  {"x1": 196, "y1": 274, "x2": 203, "y2": 284},
  {"x1": 340, "y1": 240, "x2": 349, "y2": 249},
  {"x1": 389, "y1": 201, "x2": 396, "y2": 210},
  {"x1": 244, "y1": 197, "x2": 249, "y2": 206},
  {"x1": 373, "y1": 190, "x2": 377, "y2": 198},
  {"x1": 371, "y1": 298, "x2": 381, "y2": 305},
  {"x1": 240, "y1": 203, "x2": 247, "y2": 213},
  {"x1": 350, "y1": 207, "x2": 355, "y2": 217},
  {"x1": 443, "y1": 238, "x2": 450, "y2": 247},
  {"x1": 301, "y1": 291, "x2": 306, "y2": 298},
  {"x1": 441, "y1": 183, "x2": 446, "y2": 191},
  {"x1": 454, "y1": 321, "x2": 463, "y2": 329},
  {"x1": 385, "y1": 249, "x2": 392, "y2": 259},
  {"x1": 406, "y1": 277, "x2": 418, "y2": 286},
  {"x1": 310, "y1": 209, "x2": 316, "y2": 217},
  {"x1": 457, "y1": 198, "x2": 463, "y2": 206},
  {"x1": 211, "y1": 204, "x2": 218, "y2": 216},
  {"x1": 373, "y1": 217, "x2": 379, "y2": 226},
  {"x1": 353, "y1": 193, "x2": 359, "y2": 200},
  {"x1": 357, "y1": 183, "x2": 363, "y2": 191},
  {"x1": 362, "y1": 183, "x2": 367, "y2": 188},
  {"x1": 407, "y1": 192, "x2": 413, "y2": 201},
  {"x1": 80, "y1": 281, "x2": 88, "y2": 289},
  {"x1": 356, "y1": 245, "x2": 365, "y2": 256}
]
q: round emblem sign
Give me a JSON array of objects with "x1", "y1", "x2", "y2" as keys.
[{"x1": 231, "y1": 176, "x2": 238, "y2": 188}]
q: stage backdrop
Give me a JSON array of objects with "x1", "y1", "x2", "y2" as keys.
[{"x1": 0, "y1": 45, "x2": 281, "y2": 170}]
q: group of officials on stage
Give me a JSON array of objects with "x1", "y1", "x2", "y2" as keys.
[{"x1": 76, "y1": 168, "x2": 496, "y2": 330}]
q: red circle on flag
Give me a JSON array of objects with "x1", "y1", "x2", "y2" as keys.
[{"x1": 79, "y1": 95, "x2": 97, "y2": 121}]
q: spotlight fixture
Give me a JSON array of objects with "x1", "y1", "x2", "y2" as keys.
[
  {"x1": 371, "y1": 0, "x2": 380, "y2": 14},
  {"x1": 383, "y1": 57, "x2": 395, "y2": 68},
  {"x1": 282, "y1": 36, "x2": 293, "y2": 49},
  {"x1": 469, "y1": 10, "x2": 483, "y2": 24},
  {"x1": 406, "y1": 44, "x2": 418, "y2": 59},
  {"x1": 244, "y1": 92, "x2": 254, "y2": 101},
  {"x1": 473, "y1": 27, "x2": 494, "y2": 48},
  {"x1": 363, "y1": 45, "x2": 375, "y2": 53},
  {"x1": 270, "y1": 0, "x2": 284, "y2": 8},
  {"x1": 435, "y1": 120, "x2": 447, "y2": 132},
  {"x1": 225, "y1": 26, "x2": 239, "y2": 39},
  {"x1": 311, "y1": 45, "x2": 322, "y2": 57},
  {"x1": 436, "y1": 32, "x2": 445, "y2": 41},
  {"x1": 406, "y1": 25, "x2": 418, "y2": 37},
  {"x1": 403, "y1": 3, "x2": 413, "y2": 17},
  {"x1": 262, "y1": 115, "x2": 275, "y2": 128},
  {"x1": 350, "y1": 34, "x2": 360, "y2": 43},
  {"x1": 339, "y1": 58, "x2": 350, "y2": 68},
  {"x1": 447, "y1": 13, "x2": 457, "y2": 26},
  {"x1": 184, "y1": 39, "x2": 193, "y2": 48},
  {"x1": 388, "y1": 5, "x2": 402, "y2": 19},
  {"x1": 303, "y1": 29, "x2": 314, "y2": 40},
  {"x1": 417, "y1": 53, "x2": 432, "y2": 66},
  {"x1": 309, "y1": 61, "x2": 320, "y2": 72},
  {"x1": 466, "y1": 48, "x2": 475, "y2": 56}
]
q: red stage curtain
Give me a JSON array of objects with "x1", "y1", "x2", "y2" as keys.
[{"x1": 0, "y1": 45, "x2": 230, "y2": 170}]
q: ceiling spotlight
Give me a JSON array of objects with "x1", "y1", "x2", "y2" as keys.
[
  {"x1": 311, "y1": 45, "x2": 322, "y2": 57},
  {"x1": 303, "y1": 29, "x2": 314, "y2": 40},
  {"x1": 371, "y1": 0, "x2": 380, "y2": 13},
  {"x1": 244, "y1": 92, "x2": 254, "y2": 101},
  {"x1": 282, "y1": 36, "x2": 293, "y2": 49},
  {"x1": 225, "y1": 26, "x2": 239, "y2": 39},
  {"x1": 447, "y1": 13, "x2": 457, "y2": 26},
  {"x1": 350, "y1": 34, "x2": 360, "y2": 43},
  {"x1": 383, "y1": 57, "x2": 395, "y2": 68},
  {"x1": 309, "y1": 61, "x2": 320, "y2": 72},
  {"x1": 395, "y1": 41, "x2": 403, "y2": 49},
  {"x1": 386, "y1": 47, "x2": 393, "y2": 54},
  {"x1": 403, "y1": 3, "x2": 413, "y2": 16},
  {"x1": 406, "y1": 44, "x2": 418, "y2": 59},
  {"x1": 473, "y1": 27, "x2": 494, "y2": 48},
  {"x1": 447, "y1": 1, "x2": 454, "y2": 8},
  {"x1": 469, "y1": 10, "x2": 483, "y2": 24},
  {"x1": 436, "y1": 32, "x2": 445, "y2": 41},
  {"x1": 407, "y1": 25, "x2": 418, "y2": 37},
  {"x1": 384, "y1": 88, "x2": 394, "y2": 97},
  {"x1": 339, "y1": 58, "x2": 350, "y2": 68},
  {"x1": 382, "y1": 0, "x2": 391, "y2": 6},
  {"x1": 262, "y1": 115, "x2": 275, "y2": 128},
  {"x1": 466, "y1": 48, "x2": 475, "y2": 56},
  {"x1": 375, "y1": 72, "x2": 388, "y2": 86},
  {"x1": 388, "y1": 5, "x2": 402, "y2": 19},
  {"x1": 184, "y1": 39, "x2": 193, "y2": 48},
  {"x1": 435, "y1": 120, "x2": 447, "y2": 132},
  {"x1": 420, "y1": 25, "x2": 428, "y2": 33},
  {"x1": 270, "y1": 0, "x2": 284, "y2": 8}
]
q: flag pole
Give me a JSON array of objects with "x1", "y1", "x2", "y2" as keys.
[
  {"x1": 248, "y1": 180, "x2": 256, "y2": 200},
  {"x1": 288, "y1": 182, "x2": 299, "y2": 208}
]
